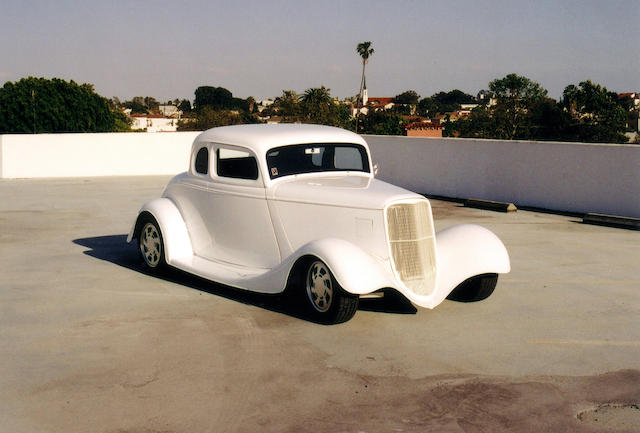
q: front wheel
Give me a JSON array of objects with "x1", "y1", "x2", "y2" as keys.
[{"x1": 304, "y1": 259, "x2": 358, "y2": 324}]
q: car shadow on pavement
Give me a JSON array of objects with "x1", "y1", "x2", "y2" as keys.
[{"x1": 73, "y1": 235, "x2": 416, "y2": 324}]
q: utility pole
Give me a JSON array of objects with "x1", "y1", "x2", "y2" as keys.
[{"x1": 31, "y1": 89, "x2": 36, "y2": 133}]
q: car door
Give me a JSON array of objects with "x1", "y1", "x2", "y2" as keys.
[
  {"x1": 169, "y1": 143, "x2": 216, "y2": 258},
  {"x1": 201, "y1": 145, "x2": 281, "y2": 269}
]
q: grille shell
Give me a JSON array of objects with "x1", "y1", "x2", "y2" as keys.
[{"x1": 386, "y1": 201, "x2": 437, "y2": 296}]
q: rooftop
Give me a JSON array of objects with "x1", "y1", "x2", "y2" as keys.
[{"x1": 1, "y1": 175, "x2": 638, "y2": 432}]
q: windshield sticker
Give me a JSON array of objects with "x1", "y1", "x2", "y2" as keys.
[
  {"x1": 271, "y1": 167, "x2": 278, "y2": 176},
  {"x1": 305, "y1": 148, "x2": 321, "y2": 154}
]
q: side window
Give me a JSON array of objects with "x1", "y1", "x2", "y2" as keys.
[
  {"x1": 217, "y1": 148, "x2": 259, "y2": 180},
  {"x1": 195, "y1": 147, "x2": 209, "y2": 175}
]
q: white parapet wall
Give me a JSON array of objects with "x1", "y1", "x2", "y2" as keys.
[
  {"x1": 0, "y1": 132, "x2": 200, "y2": 178},
  {"x1": 365, "y1": 135, "x2": 640, "y2": 218},
  {"x1": 1, "y1": 132, "x2": 638, "y2": 218}
]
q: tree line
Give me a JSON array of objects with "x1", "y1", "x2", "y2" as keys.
[
  {"x1": 0, "y1": 75, "x2": 635, "y2": 144},
  {"x1": 443, "y1": 74, "x2": 631, "y2": 143},
  {"x1": 0, "y1": 77, "x2": 119, "y2": 133}
]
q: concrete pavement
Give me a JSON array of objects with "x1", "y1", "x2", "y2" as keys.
[{"x1": 1, "y1": 176, "x2": 638, "y2": 432}]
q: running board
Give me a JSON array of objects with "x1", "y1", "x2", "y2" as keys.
[{"x1": 171, "y1": 255, "x2": 269, "y2": 287}]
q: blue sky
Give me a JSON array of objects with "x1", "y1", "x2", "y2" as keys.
[{"x1": 1, "y1": 0, "x2": 638, "y2": 101}]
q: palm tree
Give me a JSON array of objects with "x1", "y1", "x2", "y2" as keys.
[
  {"x1": 356, "y1": 41, "x2": 374, "y2": 105},
  {"x1": 356, "y1": 42, "x2": 374, "y2": 132},
  {"x1": 301, "y1": 86, "x2": 334, "y2": 124},
  {"x1": 301, "y1": 86, "x2": 332, "y2": 105}
]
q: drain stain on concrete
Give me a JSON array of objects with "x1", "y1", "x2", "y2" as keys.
[{"x1": 577, "y1": 403, "x2": 640, "y2": 430}]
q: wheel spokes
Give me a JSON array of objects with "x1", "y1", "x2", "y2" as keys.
[
  {"x1": 140, "y1": 223, "x2": 161, "y2": 267},
  {"x1": 307, "y1": 261, "x2": 333, "y2": 312}
]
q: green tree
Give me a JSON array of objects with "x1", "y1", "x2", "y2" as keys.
[
  {"x1": 273, "y1": 90, "x2": 301, "y2": 121},
  {"x1": 561, "y1": 80, "x2": 628, "y2": 143},
  {"x1": 178, "y1": 99, "x2": 192, "y2": 113},
  {"x1": 393, "y1": 90, "x2": 420, "y2": 105},
  {"x1": 111, "y1": 109, "x2": 133, "y2": 132},
  {"x1": 489, "y1": 73, "x2": 548, "y2": 139},
  {"x1": 123, "y1": 96, "x2": 148, "y2": 114},
  {"x1": 194, "y1": 86, "x2": 234, "y2": 111},
  {"x1": 180, "y1": 106, "x2": 241, "y2": 130},
  {"x1": 0, "y1": 77, "x2": 115, "y2": 133},
  {"x1": 143, "y1": 96, "x2": 159, "y2": 113},
  {"x1": 417, "y1": 97, "x2": 440, "y2": 117},
  {"x1": 246, "y1": 96, "x2": 256, "y2": 113},
  {"x1": 391, "y1": 90, "x2": 419, "y2": 115},
  {"x1": 447, "y1": 106, "x2": 496, "y2": 138},
  {"x1": 433, "y1": 89, "x2": 475, "y2": 111},
  {"x1": 359, "y1": 111, "x2": 406, "y2": 135},
  {"x1": 417, "y1": 90, "x2": 476, "y2": 117},
  {"x1": 297, "y1": 86, "x2": 350, "y2": 128},
  {"x1": 527, "y1": 98, "x2": 570, "y2": 141},
  {"x1": 301, "y1": 86, "x2": 332, "y2": 121}
]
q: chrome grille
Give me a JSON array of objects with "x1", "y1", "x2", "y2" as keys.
[{"x1": 386, "y1": 201, "x2": 436, "y2": 296}]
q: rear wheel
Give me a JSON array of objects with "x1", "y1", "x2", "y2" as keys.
[
  {"x1": 446, "y1": 273, "x2": 498, "y2": 302},
  {"x1": 137, "y1": 215, "x2": 166, "y2": 272},
  {"x1": 304, "y1": 259, "x2": 358, "y2": 324}
]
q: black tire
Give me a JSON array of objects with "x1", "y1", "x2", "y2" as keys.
[
  {"x1": 446, "y1": 273, "x2": 498, "y2": 302},
  {"x1": 303, "y1": 259, "x2": 359, "y2": 324},
  {"x1": 137, "y1": 215, "x2": 167, "y2": 272}
]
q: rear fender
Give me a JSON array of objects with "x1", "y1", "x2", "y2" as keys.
[
  {"x1": 127, "y1": 198, "x2": 193, "y2": 263},
  {"x1": 435, "y1": 224, "x2": 510, "y2": 295}
]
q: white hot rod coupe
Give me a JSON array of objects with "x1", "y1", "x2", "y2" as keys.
[{"x1": 128, "y1": 124, "x2": 510, "y2": 323}]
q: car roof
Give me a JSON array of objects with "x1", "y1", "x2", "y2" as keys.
[{"x1": 193, "y1": 124, "x2": 369, "y2": 155}]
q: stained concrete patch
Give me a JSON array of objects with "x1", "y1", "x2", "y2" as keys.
[
  {"x1": 288, "y1": 370, "x2": 640, "y2": 433},
  {"x1": 578, "y1": 404, "x2": 640, "y2": 431}
]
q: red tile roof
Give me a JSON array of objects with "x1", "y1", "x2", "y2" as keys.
[
  {"x1": 405, "y1": 122, "x2": 444, "y2": 130},
  {"x1": 368, "y1": 97, "x2": 393, "y2": 105}
]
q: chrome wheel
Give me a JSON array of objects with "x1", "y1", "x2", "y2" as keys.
[
  {"x1": 140, "y1": 222, "x2": 162, "y2": 268},
  {"x1": 306, "y1": 260, "x2": 333, "y2": 313}
]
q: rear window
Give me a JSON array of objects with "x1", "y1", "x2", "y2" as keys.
[
  {"x1": 266, "y1": 143, "x2": 369, "y2": 179},
  {"x1": 194, "y1": 147, "x2": 209, "y2": 175}
]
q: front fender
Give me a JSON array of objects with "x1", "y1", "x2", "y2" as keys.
[
  {"x1": 127, "y1": 198, "x2": 193, "y2": 263},
  {"x1": 435, "y1": 224, "x2": 510, "y2": 295},
  {"x1": 288, "y1": 238, "x2": 396, "y2": 295}
]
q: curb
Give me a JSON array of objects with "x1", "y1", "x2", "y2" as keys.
[
  {"x1": 582, "y1": 213, "x2": 640, "y2": 231},
  {"x1": 464, "y1": 199, "x2": 518, "y2": 213}
]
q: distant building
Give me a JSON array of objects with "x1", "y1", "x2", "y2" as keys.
[
  {"x1": 351, "y1": 96, "x2": 395, "y2": 117},
  {"x1": 477, "y1": 90, "x2": 497, "y2": 106},
  {"x1": 619, "y1": 93, "x2": 640, "y2": 133},
  {"x1": 256, "y1": 99, "x2": 275, "y2": 113},
  {"x1": 158, "y1": 105, "x2": 182, "y2": 118},
  {"x1": 405, "y1": 121, "x2": 444, "y2": 137},
  {"x1": 619, "y1": 92, "x2": 639, "y2": 109},
  {"x1": 131, "y1": 114, "x2": 178, "y2": 132},
  {"x1": 367, "y1": 97, "x2": 395, "y2": 110},
  {"x1": 431, "y1": 113, "x2": 448, "y2": 124}
]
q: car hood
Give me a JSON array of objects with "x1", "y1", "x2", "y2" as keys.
[{"x1": 269, "y1": 174, "x2": 422, "y2": 210}]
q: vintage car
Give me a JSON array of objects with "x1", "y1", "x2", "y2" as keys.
[{"x1": 128, "y1": 124, "x2": 510, "y2": 323}]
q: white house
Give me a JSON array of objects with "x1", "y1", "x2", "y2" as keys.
[{"x1": 131, "y1": 114, "x2": 178, "y2": 132}]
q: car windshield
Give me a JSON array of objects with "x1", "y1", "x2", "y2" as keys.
[{"x1": 266, "y1": 143, "x2": 370, "y2": 179}]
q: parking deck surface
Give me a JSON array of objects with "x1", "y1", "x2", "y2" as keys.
[{"x1": 1, "y1": 176, "x2": 639, "y2": 432}]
